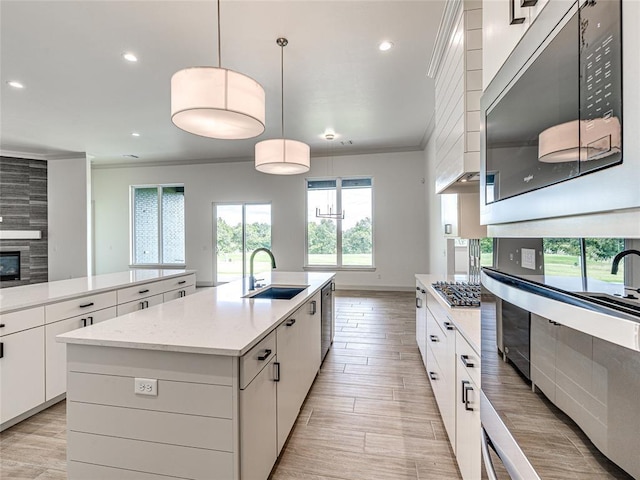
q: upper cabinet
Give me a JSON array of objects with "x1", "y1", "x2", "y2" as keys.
[
  {"x1": 482, "y1": 0, "x2": 550, "y2": 89},
  {"x1": 430, "y1": 0, "x2": 483, "y2": 194}
]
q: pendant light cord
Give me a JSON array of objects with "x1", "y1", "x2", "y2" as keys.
[
  {"x1": 217, "y1": 0, "x2": 221, "y2": 67},
  {"x1": 276, "y1": 38, "x2": 288, "y2": 137}
]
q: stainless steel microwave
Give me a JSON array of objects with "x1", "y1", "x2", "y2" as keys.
[{"x1": 480, "y1": 0, "x2": 640, "y2": 226}]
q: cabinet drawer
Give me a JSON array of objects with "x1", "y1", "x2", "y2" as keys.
[
  {"x1": 240, "y1": 330, "x2": 276, "y2": 389},
  {"x1": 163, "y1": 284, "x2": 196, "y2": 302},
  {"x1": 426, "y1": 309, "x2": 449, "y2": 371},
  {"x1": 46, "y1": 291, "x2": 116, "y2": 324},
  {"x1": 456, "y1": 332, "x2": 480, "y2": 388},
  {"x1": 158, "y1": 274, "x2": 196, "y2": 293},
  {"x1": 117, "y1": 281, "x2": 165, "y2": 305},
  {"x1": 0, "y1": 307, "x2": 44, "y2": 337},
  {"x1": 116, "y1": 294, "x2": 163, "y2": 316}
]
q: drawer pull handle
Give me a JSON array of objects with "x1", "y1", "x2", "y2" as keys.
[
  {"x1": 310, "y1": 300, "x2": 317, "y2": 315},
  {"x1": 258, "y1": 349, "x2": 272, "y2": 361},
  {"x1": 461, "y1": 354, "x2": 475, "y2": 368},
  {"x1": 0, "y1": 324, "x2": 5, "y2": 328},
  {"x1": 178, "y1": 280, "x2": 186, "y2": 285},
  {"x1": 89, "y1": 316, "x2": 94, "y2": 325},
  {"x1": 462, "y1": 380, "x2": 474, "y2": 411},
  {"x1": 421, "y1": 289, "x2": 426, "y2": 294},
  {"x1": 416, "y1": 298, "x2": 422, "y2": 308},
  {"x1": 0, "y1": 342, "x2": 4, "y2": 359},
  {"x1": 429, "y1": 335, "x2": 439, "y2": 342},
  {"x1": 443, "y1": 321, "x2": 454, "y2": 331},
  {"x1": 139, "y1": 289, "x2": 150, "y2": 294},
  {"x1": 79, "y1": 302, "x2": 94, "y2": 308},
  {"x1": 428, "y1": 371, "x2": 437, "y2": 381},
  {"x1": 274, "y1": 362, "x2": 281, "y2": 382},
  {"x1": 416, "y1": 286, "x2": 420, "y2": 291},
  {"x1": 285, "y1": 319, "x2": 296, "y2": 327},
  {"x1": 82, "y1": 318, "x2": 87, "y2": 327}
]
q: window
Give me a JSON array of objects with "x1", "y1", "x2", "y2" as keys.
[
  {"x1": 215, "y1": 203, "x2": 271, "y2": 284},
  {"x1": 306, "y1": 178, "x2": 373, "y2": 268},
  {"x1": 131, "y1": 185, "x2": 185, "y2": 266}
]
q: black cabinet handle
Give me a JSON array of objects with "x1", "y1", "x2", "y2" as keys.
[
  {"x1": 509, "y1": 0, "x2": 526, "y2": 24},
  {"x1": 258, "y1": 349, "x2": 272, "y2": 361},
  {"x1": 416, "y1": 298, "x2": 422, "y2": 308},
  {"x1": 416, "y1": 286, "x2": 420, "y2": 291},
  {"x1": 461, "y1": 355, "x2": 475, "y2": 368},
  {"x1": 139, "y1": 289, "x2": 150, "y2": 294},
  {"x1": 178, "y1": 280, "x2": 186, "y2": 285},
  {"x1": 428, "y1": 371, "x2": 437, "y2": 381},
  {"x1": 444, "y1": 321, "x2": 454, "y2": 331},
  {"x1": 429, "y1": 335, "x2": 439, "y2": 342},
  {"x1": 274, "y1": 362, "x2": 281, "y2": 382},
  {"x1": 310, "y1": 300, "x2": 317, "y2": 315},
  {"x1": 0, "y1": 324, "x2": 5, "y2": 328},
  {"x1": 285, "y1": 318, "x2": 296, "y2": 327},
  {"x1": 89, "y1": 316, "x2": 94, "y2": 325},
  {"x1": 79, "y1": 302, "x2": 94, "y2": 308},
  {"x1": 0, "y1": 342, "x2": 3, "y2": 359},
  {"x1": 421, "y1": 289, "x2": 426, "y2": 294},
  {"x1": 82, "y1": 318, "x2": 87, "y2": 327},
  {"x1": 463, "y1": 381, "x2": 474, "y2": 411}
]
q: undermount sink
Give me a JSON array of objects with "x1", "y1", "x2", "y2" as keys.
[
  {"x1": 245, "y1": 285, "x2": 308, "y2": 300},
  {"x1": 576, "y1": 292, "x2": 640, "y2": 316}
]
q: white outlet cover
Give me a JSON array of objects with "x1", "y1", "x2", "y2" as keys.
[
  {"x1": 521, "y1": 248, "x2": 536, "y2": 270},
  {"x1": 134, "y1": 378, "x2": 158, "y2": 396}
]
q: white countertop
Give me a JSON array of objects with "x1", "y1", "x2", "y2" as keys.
[
  {"x1": 415, "y1": 274, "x2": 481, "y2": 355},
  {"x1": 57, "y1": 272, "x2": 335, "y2": 357},
  {"x1": 0, "y1": 269, "x2": 195, "y2": 314}
]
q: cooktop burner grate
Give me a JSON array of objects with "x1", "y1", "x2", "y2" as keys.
[{"x1": 431, "y1": 281, "x2": 481, "y2": 308}]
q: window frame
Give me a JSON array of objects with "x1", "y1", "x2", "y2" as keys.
[
  {"x1": 304, "y1": 176, "x2": 375, "y2": 271},
  {"x1": 130, "y1": 184, "x2": 185, "y2": 268}
]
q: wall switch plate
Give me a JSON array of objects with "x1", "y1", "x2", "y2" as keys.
[
  {"x1": 134, "y1": 378, "x2": 158, "y2": 396},
  {"x1": 521, "y1": 248, "x2": 536, "y2": 270}
]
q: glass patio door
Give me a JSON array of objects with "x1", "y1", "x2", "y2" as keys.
[{"x1": 215, "y1": 203, "x2": 271, "y2": 284}]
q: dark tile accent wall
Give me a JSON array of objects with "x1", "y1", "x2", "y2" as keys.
[{"x1": 0, "y1": 156, "x2": 48, "y2": 287}]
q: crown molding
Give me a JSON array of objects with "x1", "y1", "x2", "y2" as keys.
[
  {"x1": 0, "y1": 149, "x2": 86, "y2": 161},
  {"x1": 426, "y1": 0, "x2": 463, "y2": 79}
]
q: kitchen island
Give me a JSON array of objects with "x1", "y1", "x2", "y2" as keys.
[{"x1": 58, "y1": 271, "x2": 335, "y2": 480}]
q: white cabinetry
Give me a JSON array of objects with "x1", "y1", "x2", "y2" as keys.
[
  {"x1": 442, "y1": 193, "x2": 487, "y2": 239},
  {"x1": 0, "y1": 307, "x2": 45, "y2": 425},
  {"x1": 482, "y1": 0, "x2": 551, "y2": 89},
  {"x1": 275, "y1": 292, "x2": 321, "y2": 452},
  {"x1": 415, "y1": 283, "x2": 427, "y2": 366},
  {"x1": 455, "y1": 332, "x2": 481, "y2": 480},
  {"x1": 425, "y1": 291, "x2": 457, "y2": 449}
]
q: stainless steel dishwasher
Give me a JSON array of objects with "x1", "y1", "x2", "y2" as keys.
[{"x1": 321, "y1": 282, "x2": 333, "y2": 361}]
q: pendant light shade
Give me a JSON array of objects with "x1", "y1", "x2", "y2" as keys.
[
  {"x1": 170, "y1": 0, "x2": 265, "y2": 140},
  {"x1": 255, "y1": 37, "x2": 310, "y2": 175},
  {"x1": 171, "y1": 67, "x2": 265, "y2": 139},
  {"x1": 255, "y1": 138, "x2": 310, "y2": 174}
]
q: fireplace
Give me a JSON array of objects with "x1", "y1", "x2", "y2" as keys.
[{"x1": 0, "y1": 251, "x2": 21, "y2": 281}]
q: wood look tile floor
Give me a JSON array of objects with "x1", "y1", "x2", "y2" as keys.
[{"x1": 0, "y1": 291, "x2": 461, "y2": 480}]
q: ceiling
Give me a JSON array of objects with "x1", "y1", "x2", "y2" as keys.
[{"x1": 0, "y1": 1, "x2": 445, "y2": 166}]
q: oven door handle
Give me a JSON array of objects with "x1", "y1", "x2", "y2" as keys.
[{"x1": 481, "y1": 429, "x2": 499, "y2": 480}]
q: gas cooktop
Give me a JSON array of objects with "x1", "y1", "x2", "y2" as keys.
[{"x1": 432, "y1": 281, "x2": 481, "y2": 308}]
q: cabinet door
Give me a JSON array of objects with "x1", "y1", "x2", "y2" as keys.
[
  {"x1": 116, "y1": 294, "x2": 163, "y2": 316},
  {"x1": 530, "y1": 314, "x2": 557, "y2": 402},
  {"x1": 304, "y1": 293, "x2": 322, "y2": 386},
  {"x1": 240, "y1": 356, "x2": 277, "y2": 480},
  {"x1": 276, "y1": 313, "x2": 305, "y2": 453},
  {"x1": 0, "y1": 327, "x2": 45, "y2": 424},
  {"x1": 45, "y1": 307, "x2": 117, "y2": 400},
  {"x1": 441, "y1": 194, "x2": 459, "y2": 237},
  {"x1": 415, "y1": 285, "x2": 427, "y2": 366},
  {"x1": 456, "y1": 357, "x2": 481, "y2": 480}
]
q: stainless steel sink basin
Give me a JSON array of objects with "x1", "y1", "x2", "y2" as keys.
[
  {"x1": 246, "y1": 286, "x2": 307, "y2": 300},
  {"x1": 576, "y1": 292, "x2": 640, "y2": 316}
]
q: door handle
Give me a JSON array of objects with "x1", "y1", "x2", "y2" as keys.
[
  {"x1": 461, "y1": 354, "x2": 475, "y2": 368},
  {"x1": 461, "y1": 380, "x2": 470, "y2": 404},
  {"x1": 416, "y1": 297, "x2": 422, "y2": 308},
  {"x1": 79, "y1": 302, "x2": 94, "y2": 308},
  {"x1": 429, "y1": 335, "x2": 439, "y2": 342},
  {"x1": 139, "y1": 289, "x2": 150, "y2": 294},
  {"x1": 274, "y1": 362, "x2": 280, "y2": 382},
  {"x1": 443, "y1": 321, "x2": 454, "y2": 331},
  {"x1": 89, "y1": 316, "x2": 94, "y2": 325},
  {"x1": 0, "y1": 342, "x2": 4, "y2": 359},
  {"x1": 464, "y1": 384, "x2": 474, "y2": 411},
  {"x1": 258, "y1": 349, "x2": 272, "y2": 361},
  {"x1": 428, "y1": 371, "x2": 437, "y2": 381},
  {"x1": 310, "y1": 300, "x2": 317, "y2": 315},
  {"x1": 285, "y1": 318, "x2": 296, "y2": 327},
  {"x1": 82, "y1": 318, "x2": 87, "y2": 327}
]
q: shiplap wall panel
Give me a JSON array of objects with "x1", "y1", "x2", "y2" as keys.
[{"x1": 434, "y1": 0, "x2": 483, "y2": 193}]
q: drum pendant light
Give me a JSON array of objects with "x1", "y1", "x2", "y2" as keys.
[
  {"x1": 255, "y1": 38, "x2": 310, "y2": 175},
  {"x1": 171, "y1": 0, "x2": 265, "y2": 140}
]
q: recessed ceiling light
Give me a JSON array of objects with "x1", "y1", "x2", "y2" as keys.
[
  {"x1": 378, "y1": 41, "x2": 393, "y2": 52},
  {"x1": 7, "y1": 80, "x2": 24, "y2": 89},
  {"x1": 325, "y1": 133, "x2": 335, "y2": 141},
  {"x1": 122, "y1": 52, "x2": 138, "y2": 62},
  {"x1": 131, "y1": 132, "x2": 140, "y2": 137}
]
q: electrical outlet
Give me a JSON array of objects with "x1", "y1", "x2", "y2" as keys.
[
  {"x1": 134, "y1": 378, "x2": 158, "y2": 396},
  {"x1": 521, "y1": 248, "x2": 536, "y2": 270}
]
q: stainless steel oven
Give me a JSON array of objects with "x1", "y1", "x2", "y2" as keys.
[{"x1": 480, "y1": 0, "x2": 640, "y2": 226}]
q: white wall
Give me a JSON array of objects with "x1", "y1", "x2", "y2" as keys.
[
  {"x1": 92, "y1": 151, "x2": 428, "y2": 290},
  {"x1": 424, "y1": 137, "x2": 448, "y2": 276},
  {"x1": 47, "y1": 156, "x2": 89, "y2": 280}
]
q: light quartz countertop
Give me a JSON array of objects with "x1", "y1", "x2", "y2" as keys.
[
  {"x1": 0, "y1": 269, "x2": 195, "y2": 314},
  {"x1": 57, "y1": 272, "x2": 335, "y2": 357},
  {"x1": 415, "y1": 274, "x2": 480, "y2": 355}
]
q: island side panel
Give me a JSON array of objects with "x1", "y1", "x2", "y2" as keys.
[{"x1": 66, "y1": 344, "x2": 239, "y2": 480}]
